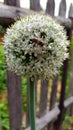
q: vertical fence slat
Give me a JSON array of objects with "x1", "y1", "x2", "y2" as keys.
[
  {"x1": 47, "y1": 75, "x2": 58, "y2": 130},
  {"x1": 49, "y1": 75, "x2": 58, "y2": 110},
  {"x1": 39, "y1": 79, "x2": 49, "y2": 117},
  {"x1": 68, "y1": 3, "x2": 73, "y2": 17},
  {"x1": 54, "y1": 59, "x2": 68, "y2": 130},
  {"x1": 58, "y1": 0, "x2": 66, "y2": 18},
  {"x1": 30, "y1": 0, "x2": 40, "y2": 11},
  {"x1": 4, "y1": 0, "x2": 20, "y2": 7},
  {"x1": 7, "y1": 71, "x2": 22, "y2": 130},
  {"x1": 45, "y1": 0, "x2": 55, "y2": 16},
  {"x1": 39, "y1": 79, "x2": 49, "y2": 130}
]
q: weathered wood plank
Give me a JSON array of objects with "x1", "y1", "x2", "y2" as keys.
[
  {"x1": 30, "y1": 0, "x2": 40, "y2": 11},
  {"x1": 64, "y1": 96, "x2": 73, "y2": 108},
  {"x1": 0, "y1": 4, "x2": 72, "y2": 29},
  {"x1": 4, "y1": 0, "x2": 20, "y2": 7},
  {"x1": 39, "y1": 79, "x2": 49, "y2": 130},
  {"x1": 47, "y1": 75, "x2": 58, "y2": 130},
  {"x1": 54, "y1": 59, "x2": 69, "y2": 130},
  {"x1": 68, "y1": 3, "x2": 73, "y2": 17},
  {"x1": 46, "y1": 0, "x2": 55, "y2": 16},
  {"x1": 39, "y1": 79, "x2": 49, "y2": 117},
  {"x1": 0, "y1": 4, "x2": 33, "y2": 27},
  {"x1": 56, "y1": 16, "x2": 72, "y2": 29},
  {"x1": 59, "y1": 0, "x2": 66, "y2": 18},
  {"x1": 26, "y1": 107, "x2": 60, "y2": 130},
  {"x1": 49, "y1": 75, "x2": 58, "y2": 110},
  {"x1": 7, "y1": 71, "x2": 22, "y2": 130},
  {"x1": 64, "y1": 96, "x2": 73, "y2": 116}
]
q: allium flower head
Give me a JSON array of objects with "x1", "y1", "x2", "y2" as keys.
[{"x1": 4, "y1": 14, "x2": 69, "y2": 79}]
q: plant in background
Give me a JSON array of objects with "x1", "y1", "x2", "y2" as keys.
[
  {"x1": 0, "y1": 25, "x2": 5, "y2": 44},
  {"x1": 0, "y1": 25, "x2": 3, "y2": 34},
  {"x1": 0, "y1": 102, "x2": 9, "y2": 130},
  {"x1": 63, "y1": 116, "x2": 73, "y2": 130},
  {"x1": 0, "y1": 45, "x2": 6, "y2": 93},
  {"x1": 4, "y1": 14, "x2": 69, "y2": 130},
  {"x1": 0, "y1": 25, "x2": 4, "y2": 35},
  {"x1": 22, "y1": 77, "x2": 27, "y2": 111}
]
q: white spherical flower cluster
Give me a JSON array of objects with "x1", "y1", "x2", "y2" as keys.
[{"x1": 4, "y1": 14, "x2": 69, "y2": 79}]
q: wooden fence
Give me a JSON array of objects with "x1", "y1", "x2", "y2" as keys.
[{"x1": 0, "y1": 0, "x2": 73, "y2": 130}]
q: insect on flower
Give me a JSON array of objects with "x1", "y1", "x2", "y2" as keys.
[{"x1": 30, "y1": 38, "x2": 44, "y2": 46}]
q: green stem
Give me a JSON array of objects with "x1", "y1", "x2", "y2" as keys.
[{"x1": 28, "y1": 78, "x2": 36, "y2": 130}]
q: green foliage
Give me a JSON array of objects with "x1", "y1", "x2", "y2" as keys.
[
  {"x1": 22, "y1": 77, "x2": 27, "y2": 111},
  {"x1": 0, "y1": 25, "x2": 3, "y2": 34},
  {"x1": 63, "y1": 116, "x2": 73, "y2": 130},
  {"x1": 22, "y1": 77, "x2": 27, "y2": 98},
  {"x1": 0, "y1": 102, "x2": 9, "y2": 130},
  {"x1": 66, "y1": 36, "x2": 73, "y2": 96},
  {"x1": 0, "y1": 42, "x2": 9, "y2": 130},
  {"x1": 22, "y1": 103, "x2": 27, "y2": 112},
  {"x1": 0, "y1": 45, "x2": 6, "y2": 93},
  {"x1": 70, "y1": 36, "x2": 73, "y2": 58},
  {"x1": 0, "y1": 25, "x2": 5, "y2": 35}
]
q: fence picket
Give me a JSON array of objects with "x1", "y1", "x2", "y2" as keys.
[
  {"x1": 7, "y1": 71, "x2": 22, "y2": 130},
  {"x1": 30, "y1": 0, "x2": 40, "y2": 11},
  {"x1": 47, "y1": 75, "x2": 58, "y2": 130},
  {"x1": 54, "y1": 60, "x2": 68, "y2": 130},
  {"x1": 4, "y1": 0, "x2": 20, "y2": 7},
  {"x1": 39, "y1": 79, "x2": 49, "y2": 117},
  {"x1": 49, "y1": 75, "x2": 58, "y2": 110},
  {"x1": 46, "y1": 0, "x2": 55, "y2": 16},
  {"x1": 39, "y1": 79, "x2": 49, "y2": 130},
  {"x1": 68, "y1": 3, "x2": 73, "y2": 17},
  {"x1": 59, "y1": 0, "x2": 66, "y2": 18}
]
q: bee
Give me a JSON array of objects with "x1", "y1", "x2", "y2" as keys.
[{"x1": 30, "y1": 38, "x2": 44, "y2": 46}]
